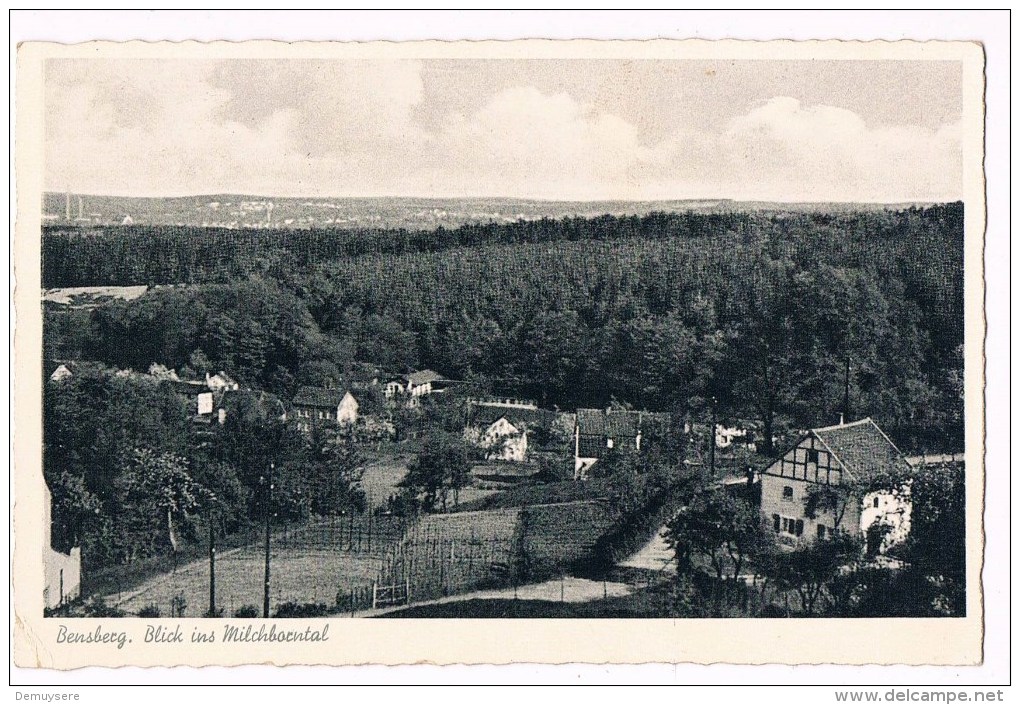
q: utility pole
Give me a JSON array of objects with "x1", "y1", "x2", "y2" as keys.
[
  {"x1": 842, "y1": 357, "x2": 851, "y2": 425},
  {"x1": 263, "y1": 463, "x2": 274, "y2": 618},
  {"x1": 208, "y1": 510, "x2": 216, "y2": 616},
  {"x1": 709, "y1": 396, "x2": 718, "y2": 478}
]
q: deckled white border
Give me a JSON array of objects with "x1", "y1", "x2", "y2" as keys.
[{"x1": 7, "y1": 8, "x2": 1011, "y2": 685}]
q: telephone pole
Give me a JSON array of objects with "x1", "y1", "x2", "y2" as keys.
[
  {"x1": 263, "y1": 462, "x2": 274, "y2": 618},
  {"x1": 709, "y1": 396, "x2": 718, "y2": 478},
  {"x1": 842, "y1": 357, "x2": 851, "y2": 424},
  {"x1": 208, "y1": 510, "x2": 216, "y2": 616}
]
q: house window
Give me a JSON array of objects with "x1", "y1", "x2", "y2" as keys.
[
  {"x1": 806, "y1": 448, "x2": 819, "y2": 464},
  {"x1": 873, "y1": 497, "x2": 880, "y2": 508},
  {"x1": 780, "y1": 517, "x2": 803, "y2": 536},
  {"x1": 817, "y1": 525, "x2": 827, "y2": 540},
  {"x1": 773, "y1": 514, "x2": 781, "y2": 532},
  {"x1": 782, "y1": 486, "x2": 794, "y2": 500}
]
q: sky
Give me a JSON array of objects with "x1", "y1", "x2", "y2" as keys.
[{"x1": 44, "y1": 58, "x2": 963, "y2": 202}]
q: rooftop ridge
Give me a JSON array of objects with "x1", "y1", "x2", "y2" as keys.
[{"x1": 811, "y1": 416, "x2": 873, "y2": 434}]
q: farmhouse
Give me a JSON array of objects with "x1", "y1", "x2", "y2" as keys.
[
  {"x1": 574, "y1": 408, "x2": 644, "y2": 479},
  {"x1": 43, "y1": 481, "x2": 81, "y2": 609},
  {"x1": 292, "y1": 386, "x2": 359, "y2": 433},
  {"x1": 759, "y1": 417, "x2": 913, "y2": 553}
]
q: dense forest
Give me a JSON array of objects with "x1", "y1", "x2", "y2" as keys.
[{"x1": 44, "y1": 206, "x2": 965, "y2": 453}]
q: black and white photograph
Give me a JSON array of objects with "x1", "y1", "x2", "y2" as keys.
[{"x1": 11, "y1": 22, "x2": 997, "y2": 675}]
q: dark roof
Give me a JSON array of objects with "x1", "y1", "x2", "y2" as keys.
[
  {"x1": 810, "y1": 418, "x2": 912, "y2": 483},
  {"x1": 576, "y1": 409, "x2": 642, "y2": 438},
  {"x1": 405, "y1": 369, "x2": 442, "y2": 386},
  {"x1": 470, "y1": 405, "x2": 558, "y2": 430},
  {"x1": 218, "y1": 389, "x2": 285, "y2": 414},
  {"x1": 293, "y1": 386, "x2": 352, "y2": 408}
]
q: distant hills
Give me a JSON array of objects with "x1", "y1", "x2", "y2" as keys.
[{"x1": 42, "y1": 192, "x2": 942, "y2": 232}]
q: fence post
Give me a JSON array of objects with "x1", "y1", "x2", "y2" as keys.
[
  {"x1": 372, "y1": 582, "x2": 378, "y2": 610},
  {"x1": 405, "y1": 578, "x2": 411, "y2": 606},
  {"x1": 439, "y1": 543, "x2": 446, "y2": 597}
]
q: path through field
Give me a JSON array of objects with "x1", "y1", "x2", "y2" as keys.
[
  {"x1": 617, "y1": 527, "x2": 676, "y2": 573},
  {"x1": 363, "y1": 576, "x2": 636, "y2": 616}
]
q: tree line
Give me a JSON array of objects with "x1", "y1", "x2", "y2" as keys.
[{"x1": 45, "y1": 205, "x2": 965, "y2": 452}]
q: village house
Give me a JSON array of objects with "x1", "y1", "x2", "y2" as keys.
[
  {"x1": 43, "y1": 481, "x2": 81, "y2": 609},
  {"x1": 573, "y1": 409, "x2": 644, "y2": 479},
  {"x1": 464, "y1": 401, "x2": 557, "y2": 463},
  {"x1": 759, "y1": 417, "x2": 913, "y2": 554},
  {"x1": 292, "y1": 386, "x2": 359, "y2": 434},
  {"x1": 383, "y1": 369, "x2": 443, "y2": 401},
  {"x1": 48, "y1": 363, "x2": 74, "y2": 383},
  {"x1": 204, "y1": 370, "x2": 240, "y2": 392}
]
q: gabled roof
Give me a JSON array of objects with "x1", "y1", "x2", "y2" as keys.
[
  {"x1": 471, "y1": 405, "x2": 558, "y2": 430},
  {"x1": 809, "y1": 417, "x2": 912, "y2": 483},
  {"x1": 576, "y1": 409, "x2": 642, "y2": 438},
  {"x1": 405, "y1": 369, "x2": 442, "y2": 386},
  {"x1": 293, "y1": 386, "x2": 354, "y2": 408}
]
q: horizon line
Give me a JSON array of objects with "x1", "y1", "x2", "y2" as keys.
[{"x1": 41, "y1": 191, "x2": 958, "y2": 207}]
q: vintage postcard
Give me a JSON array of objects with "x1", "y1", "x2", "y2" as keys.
[{"x1": 12, "y1": 38, "x2": 986, "y2": 669}]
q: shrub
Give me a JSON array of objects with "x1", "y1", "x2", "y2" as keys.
[
  {"x1": 233, "y1": 605, "x2": 260, "y2": 618},
  {"x1": 273, "y1": 601, "x2": 329, "y2": 618},
  {"x1": 137, "y1": 604, "x2": 161, "y2": 618}
]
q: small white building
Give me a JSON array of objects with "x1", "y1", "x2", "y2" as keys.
[
  {"x1": 466, "y1": 415, "x2": 529, "y2": 462},
  {"x1": 205, "y1": 371, "x2": 240, "y2": 392},
  {"x1": 49, "y1": 364, "x2": 74, "y2": 383},
  {"x1": 43, "y1": 481, "x2": 81, "y2": 609}
]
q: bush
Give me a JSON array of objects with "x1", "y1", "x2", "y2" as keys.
[
  {"x1": 80, "y1": 596, "x2": 126, "y2": 618},
  {"x1": 273, "y1": 601, "x2": 330, "y2": 618},
  {"x1": 202, "y1": 607, "x2": 225, "y2": 618},
  {"x1": 233, "y1": 605, "x2": 260, "y2": 618},
  {"x1": 137, "y1": 604, "x2": 161, "y2": 618}
]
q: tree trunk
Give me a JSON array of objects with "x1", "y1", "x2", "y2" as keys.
[
  {"x1": 762, "y1": 403, "x2": 775, "y2": 456},
  {"x1": 166, "y1": 508, "x2": 179, "y2": 554}
]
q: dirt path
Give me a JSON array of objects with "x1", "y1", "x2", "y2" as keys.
[
  {"x1": 617, "y1": 527, "x2": 676, "y2": 573},
  {"x1": 359, "y1": 576, "x2": 636, "y2": 617}
]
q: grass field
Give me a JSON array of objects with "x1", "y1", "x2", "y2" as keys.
[
  {"x1": 360, "y1": 456, "x2": 411, "y2": 508},
  {"x1": 107, "y1": 518, "x2": 400, "y2": 617},
  {"x1": 360, "y1": 454, "x2": 501, "y2": 510}
]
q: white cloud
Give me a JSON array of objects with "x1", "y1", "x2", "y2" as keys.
[{"x1": 44, "y1": 62, "x2": 962, "y2": 202}]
